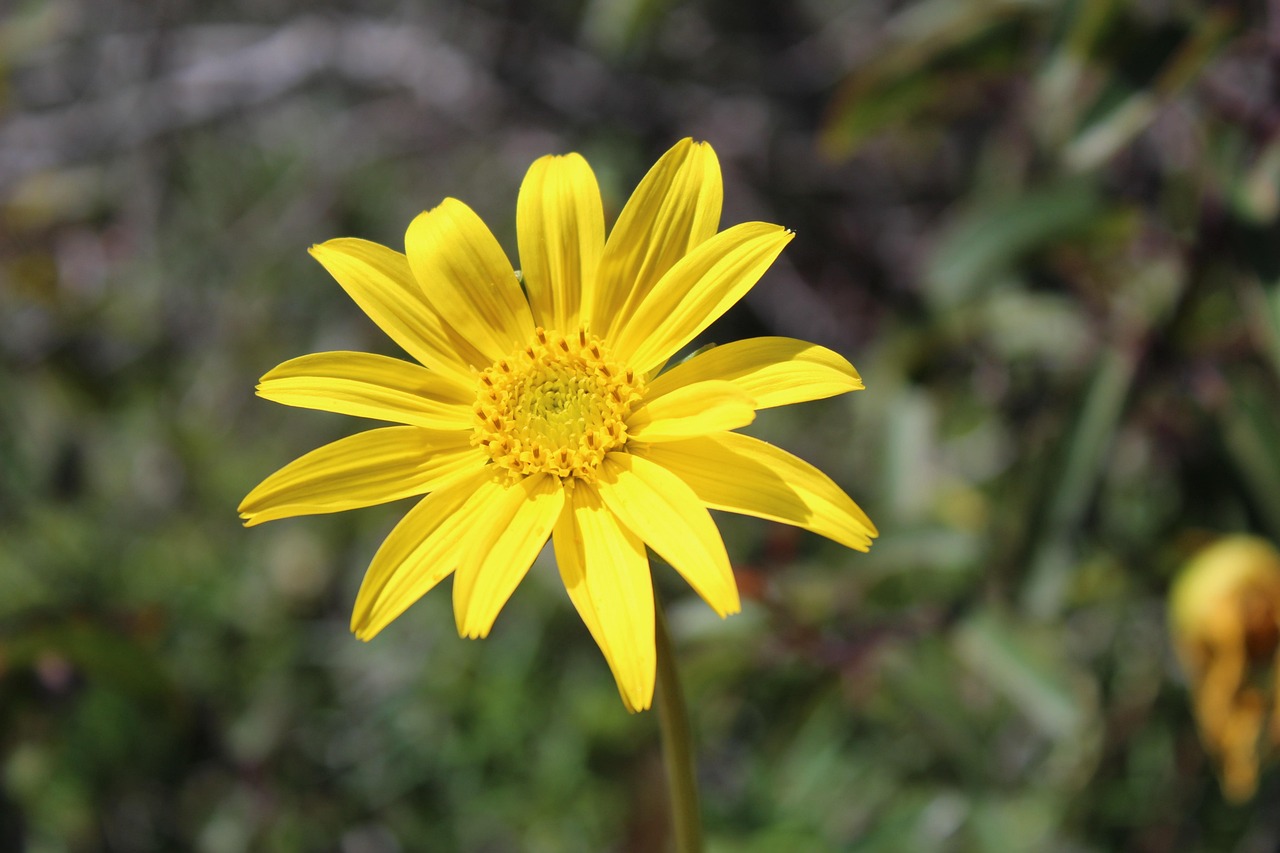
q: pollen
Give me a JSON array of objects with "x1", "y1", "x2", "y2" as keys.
[{"x1": 473, "y1": 327, "x2": 644, "y2": 483}]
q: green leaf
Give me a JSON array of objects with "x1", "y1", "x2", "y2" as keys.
[
  {"x1": 954, "y1": 611, "x2": 1093, "y2": 740},
  {"x1": 926, "y1": 180, "x2": 1102, "y2": 308}
]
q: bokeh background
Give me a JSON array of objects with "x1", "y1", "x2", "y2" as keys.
[{"x1": 3, "y1": 0, "x2": 1280, "y2": 849}]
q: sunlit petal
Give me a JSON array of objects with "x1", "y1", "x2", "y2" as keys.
[
  {"x1": 454, "y1": 474, "x2": 564, "y2": 639},
  {"x1": 405, "y1": 198, "x2": 535, "y2": 364},
  {"x1": 636, "y1": 432, "x2": 877, "y2": 551},
  {"x1": 308, "y1": 238, "x2": 476, "y2": 384},
  {"x1": 627, "y1": 380, "x2": 755, "y2": 441},
  {"x1": 257, "y1": 351, "x2": 474, "y2": 429},
  {"x1": 518, "y1": 153, "x2": 605, "y2": 331},
  {"x1": 598, "y1": 452, "x2": 740, "y2": 617},
  {"x1": 238, "y1": 427, "x2": 485, "y2": 527},
  {"x1": 612, "y1": 223, "x2": 793, "y2": 374},
  {"x1": 593, "y1": 139, "x2": 722, "y2": 339},
  {"x1": 351, "y1": 467, "x2": 497, "y2": 639},
  {"x1": 554, "y1": 484, "x2": 656, "y2": 712},
  {"x1": 645, "y1": 337, "x2": 864, "y2": 410},
  {"x1": 553, "y1": 499, "x2": 609, "y2": 657}
]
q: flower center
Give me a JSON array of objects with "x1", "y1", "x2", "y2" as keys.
[{"x1": 473, "y1": 327, "x2": 644, "y2": 482}]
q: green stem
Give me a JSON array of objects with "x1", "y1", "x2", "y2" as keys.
[{"x1": 654, "y1": 596, "x2": 702, "y2": 853}]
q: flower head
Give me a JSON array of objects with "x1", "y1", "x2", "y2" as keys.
[
  {"x1": 239, "y1": 139, "x2": 877, "y2": 711},
  {"x1": 1170, "y1": 535, "x2": 1280, "y2": 800}
]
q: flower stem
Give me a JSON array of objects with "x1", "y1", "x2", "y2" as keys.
[{"x1": 654, "y1": 596, "x2": 703, "y2": 853}]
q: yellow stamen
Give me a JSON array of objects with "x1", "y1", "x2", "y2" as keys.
[{"x1": 473, "y1": 327, "x2": 644, "y2": 483}]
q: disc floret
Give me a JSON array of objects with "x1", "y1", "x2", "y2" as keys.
[{"x1": 473, "y1": 327, "x2": 644, "y2": 482}]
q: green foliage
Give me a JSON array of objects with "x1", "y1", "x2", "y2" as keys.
[{"x1": 3, "y1": 0, "x2": 1280, "y2": 849}]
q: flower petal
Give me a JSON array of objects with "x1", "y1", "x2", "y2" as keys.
[
  {"x1": 598, "y1": 452, "x2": 740, "y2": 617},
  {"x1": 627, "y1": 380, "x2": 755, "y2": 442},
  {"x1": 405, "y1": 198, "x2": 535, "y2": 365},
  {"x1": 257, "y1": 351, "x2": 474, "y2": 430},
  {"x1": 645, "y1": 337, "x2": 864, "y2": 410},
  {"x1": 636, "y1": 432, "x2": 877, "y2": 551},
  {"x1": 453, "y1": 474, "x2": 564, "y2": 639},
  {"x1": 612, "y1": 223, "x2": 794, "y2": 374},
  {"x1": 553, "y1": 483, "x2": 656, "y2": 712},
  {"x1": 517, "y1": 153, "x2": 605, "y2": 331},
  {"x1": 351, "y1": 467, "x2": 496, "y2": 640},
  {"x1": 593, "y1": 139, "x2": 722, "y2": 339},
  {"x1": 552, "y1": 500, "x2": 610, "y2": 660},
  {"x1": 238, "y1": 426, "x2": 485, "y2": 527},
  {"x1": 308, "y1": 238, "x2": 478, "y2": 384}
]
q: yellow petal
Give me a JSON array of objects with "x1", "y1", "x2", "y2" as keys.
[
  {"x1": 612, "y1": 223, "x2": 794, "y2": 374},
  {"x1": 645, "y1": 337, "x2": 864, "y2": 410},
  {"x1": 308, "y1": 238, "x2": 478, "y2": 384},
  {"x1": 453, "y1": 474, "x2": 564, "y2": 639},
  {"x1": 351, "y1": 467, "x2": 497, "y2": 639},
  {"x1": 598, "y1": 452, "x2": 740, "y2": 617},
  {"x1": 627, "y1": 380, "x2": 755, "y2": 442},
  {"x1": 517, "y1": 153, "x2": 605, "y2": 331},
  {"x1": 593, "y1": 139, "x2": 722, "y2": 339},
  {"x1": 636, "y1": 432, "x2": 877, "y2": 551},
  {"x1": 552, "y1": 499, "x2": 610, "y2": 659},
  {"x1": 257, "y1": 351, "x2": 474, "y2": 430},
  {"x1": 405, "y1": 198, "x2": 535, "y2": 365},
  {"x1": 238, "y1": 427, "x2": 485, "y2": 527},
  {"x1": 553, "y1": 484, "x2": 656, "y2": 712}
]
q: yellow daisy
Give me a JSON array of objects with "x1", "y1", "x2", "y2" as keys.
[{"x1": 239, "y1": 138, "x2": 877, "y2": 711}]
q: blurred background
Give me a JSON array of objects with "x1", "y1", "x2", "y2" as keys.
[{"x1": 3, "y1": 0, "x2": 1280, "y2": 849}]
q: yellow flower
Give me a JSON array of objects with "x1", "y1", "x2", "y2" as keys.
[
  {"x1": 239, "y1": 139, "x2": 877, "y2": 711},
  {"x1": 1170, "y1": 535, "x2": 1280, "y2": 801}
]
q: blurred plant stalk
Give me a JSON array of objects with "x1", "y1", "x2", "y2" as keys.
[{"x1": 655, "y1": 597, "x2": 702, "y2": 853}]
